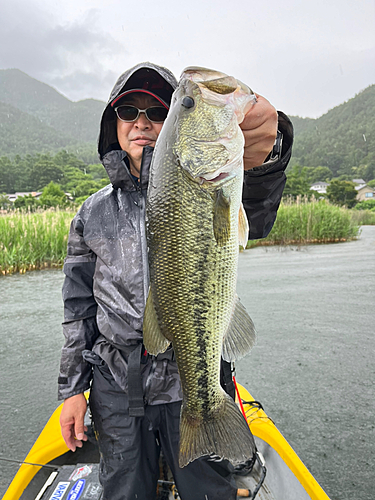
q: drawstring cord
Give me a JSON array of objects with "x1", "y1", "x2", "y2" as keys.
[{"x1": 233, "y1": 375, "x2": 247, "y2": 420}]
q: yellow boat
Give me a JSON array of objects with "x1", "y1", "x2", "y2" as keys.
[{"x1": 3, "y1": 385, "x2": 331, "y2": 500}]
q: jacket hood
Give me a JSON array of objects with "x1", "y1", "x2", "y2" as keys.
[{"x1": 98, "y1": 62, "x2": 178, "y2": 161}]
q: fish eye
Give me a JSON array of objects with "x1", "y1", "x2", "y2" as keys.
[{"x1": 182, "y1": 96, "x2": 195, "y2": 109}]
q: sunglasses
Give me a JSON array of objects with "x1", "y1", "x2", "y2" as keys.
[{"x1": 114, "y1": 105, "x2": 168, "y2": 123}]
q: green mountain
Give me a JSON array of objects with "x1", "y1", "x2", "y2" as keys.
[
  {"x1": 0, "y1": 69, "x2": 374, "y2": 181},
  {"x1": 289, "y1": 85, "x2": 375, "y2": 180},
  {"x1": 0, "y1": 101, "x2": 72, "y2": 155},
  {"x1": 0, "y1": 69, "x2": 105, "y2": 159},
  {"x1": 288, "y1": 115, "x2": 316, "y2": 136}
]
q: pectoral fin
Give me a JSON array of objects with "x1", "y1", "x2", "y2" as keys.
[
  {"x1": 238, "y1": 203, "x2": 249, "y2": 249},
  {"x1": 213, "y1": 189, "x2": 231, "y2": 247},
  {"x1": 143, "y1": 287, "x2": 170, "y2": 355},
  {"x1": 222, "y1": 295, "x2": 256, "y2": 362}
]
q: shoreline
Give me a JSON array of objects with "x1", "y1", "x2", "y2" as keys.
[{"x1": 1, "y1": 201, "x2": 372, "y2": 275}]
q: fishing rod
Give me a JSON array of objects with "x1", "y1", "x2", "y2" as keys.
[{"x1": 0, "y1": 456, "x2": 60, "y2": 470}]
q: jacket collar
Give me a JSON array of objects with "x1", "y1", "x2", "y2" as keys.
[{"x1": 102, "y1": 146, "x2": 154, "y2": 191}]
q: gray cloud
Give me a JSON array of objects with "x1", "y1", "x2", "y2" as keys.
[
  {"x1": 274, "y1": 45, "x2": 375, "y2": 118},
  {"x1": 1, "y1": 0, "x2": 374, "y2": 116},
  {"x1": 0, "y1": 3, "x2": 123, "y2": 102}
]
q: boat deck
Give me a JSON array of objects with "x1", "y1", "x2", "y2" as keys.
[{"x1": 4, "y1": 387, "x2": 331, "y2": 500}]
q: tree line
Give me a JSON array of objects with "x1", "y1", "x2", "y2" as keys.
[
  {"x1": 0, "y1": 150, "x2": 108, "y2": 209},
  {"x1": 1, "y1": 150, "x2": 375, "y2": 212},
  {"x1": 283, "y1": 164, "x2": 375, "y2": 210},
  {"x1": 290, "y1": 85, "x2": 375, "y2": 181}
]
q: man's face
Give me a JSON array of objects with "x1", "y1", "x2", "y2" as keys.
[{"x1": 116, "y1": 93, "x2": 165, "y2": 168}]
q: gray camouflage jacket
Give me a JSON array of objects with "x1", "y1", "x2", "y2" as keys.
[{"x1": 58, "y1": 63, "x2": 293, "y2": 403}]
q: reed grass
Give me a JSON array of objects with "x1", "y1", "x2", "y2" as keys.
[
  {"x1": 246, "y1": 198, "x2": 360, "y2": 248},
  {"x1": 0, "y1": 199, "x2": 363, "y2": 275},
  {"x1": 0, "y1": 208, "x2": 74, "y2": 275},
  {"x1": 349, "y1": 209, "x2": 375, "y2": 226}
]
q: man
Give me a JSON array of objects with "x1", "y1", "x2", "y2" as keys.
[{"x1": 58, "y1": 62, "x2": 293, "y2": 500}]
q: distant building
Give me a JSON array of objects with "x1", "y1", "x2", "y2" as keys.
[
  {"x1": 6, "y1": 192, "x2": 42, "y2": 203},
  {"x1": 352, "y1": 179, "x2": 367, "y2": 189},
  {"x1": 310, "y1": 182, "x2": 329, "y2": 194},
  {"x1": 355, "y1": 184, "x2": 375, "y2": 202},
  {"x1": 350, "y1": 179, "x2": 374, "y2": 201},
  {"x1": 310, "y1": 179, "x2": 375, "y2": 201}
]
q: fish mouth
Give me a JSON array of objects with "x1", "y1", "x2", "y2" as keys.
[{"x1": 199, "y1": 172, "x2": 230, "y2": 183}]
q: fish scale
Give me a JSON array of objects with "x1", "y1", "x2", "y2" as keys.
[{"x1": 144, "y1": 67, "x2": 257, "y2": 467}]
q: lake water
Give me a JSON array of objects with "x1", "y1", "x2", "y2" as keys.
[{"x1": 1, "y1": 226, "x2": 374, "y2": 500}]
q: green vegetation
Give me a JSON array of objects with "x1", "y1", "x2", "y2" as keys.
[
  {"x1": 247, "y1": 199, "x2": 360, "y2": 248},
  {"x1": 0, "y1": 70, "x2": 374, "y2": 275},
  {"x1": 326, "y1": 179, "x2": 358, "y2": 208},
  {"x1": 0, "y1": 69, "x2": 103, "y2": 160},
  {"x1": 282, "y1": 165, "x2": 314, "y2": 198},
  {"x1": 350, "y1": 209, "x2": 375, "y2": 226},
  {"x1": 0, "y1": 150, "x2": 109, "y2": 205},
  {"x1": 1, "y1": 67, "x2": 375, "y2": 176},
  {"x1": 14, "y1": 193, "x2": 41, "y2": 210},
  {"x1": 353, "y1": 199, "x2": 375, "y2": 211},
  {"x1": 1, "y1": 69, "x2": 375, "y2": 207},
  {"x1": 1, "y1": 200, "x2": 365, "y2": 275},
  {"x1": 283, "y1": 164, "x2": 375, "y2": 207},
  {"x1": 0, "y1": 209, "x2": 74, "y2": 274},
  {"x1": 39, "y1": 182, "x2": 69, "y2": 208},
  {"x1": 284, "y1": 85, "x2": 375, "y2": 207},
  {"x1": 290, "y1": 85, "x2": 375, "y2": 180}
]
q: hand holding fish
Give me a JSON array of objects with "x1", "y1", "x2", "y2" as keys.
[{"x1": 240, "y1": 94, "x2": 278, "y2": 170}]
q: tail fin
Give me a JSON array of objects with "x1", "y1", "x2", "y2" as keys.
[{"x1": 179, "y1": 392, "x2": 256, "y2": 468}]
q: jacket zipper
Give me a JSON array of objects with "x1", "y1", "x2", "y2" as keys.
[
  {"x1": 139, "y1": 152, "x2": 152, "y2": 405},
  {"x1": 121, "y1": 151, "x2": 152, "y2": 403},
  {"x1": 138, "y1": 151, "x2": 150, "y2": 307},
  {"x1": 120, "y1": 153, "x2": 150, "y2": 306}
]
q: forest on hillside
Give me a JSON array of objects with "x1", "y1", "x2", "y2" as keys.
[
  {"x1": 1, "y1": 148, "x2": 374, "y2": 213},
  {"x1": 0, "y1": 150, "x2": 108, "y2": 208},
  {"x1": 289, "y1": 85, "x2": 375, "y2": 181},
  {"x1": 0, "y1": 69, "x2": 103, "y2": 161},
  {"x1": 1, "y1": 69, "x2": 375, "y2": 209}
]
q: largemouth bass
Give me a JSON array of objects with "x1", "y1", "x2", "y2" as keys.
[{"x1": 144, "y1": 67, "x2": 257, "y2": 467}]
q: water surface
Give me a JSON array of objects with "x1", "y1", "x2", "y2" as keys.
[
  {"x1": 236, "y1": 226, "x2": 375, "y2": 500},
  {"x1": 1, "y1": 227, "x2": 374, "y2": 499},
  {"x1": 0, "y1": 269, "x2": 65, "y2": 495}
]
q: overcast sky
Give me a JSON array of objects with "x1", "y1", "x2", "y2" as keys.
[{"x1": 1, "y1": 0, "x2": 374, "y2": 117}]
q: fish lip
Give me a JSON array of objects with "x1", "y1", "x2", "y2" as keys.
[
  {"x1": 199, "y1": 172, "x2": 230, "y2": 183},
  {"x1": 197, "y1": 171, "x2": 237, "y2": 187}
]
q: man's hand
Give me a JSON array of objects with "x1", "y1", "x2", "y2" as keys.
[
  {"x1": 60, "y1": 393, "x2": 88, "y2": 451},
  {"x1": 240, "y1": 94, "x2": 278, "y2": 170}
]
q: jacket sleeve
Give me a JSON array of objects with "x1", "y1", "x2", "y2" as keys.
[
  {"x1": 242, "y1": 111, "x2": 294, "y2": 240},
  {"x1": 57, "y1": 209, "x2": 100, "y2": 400}
]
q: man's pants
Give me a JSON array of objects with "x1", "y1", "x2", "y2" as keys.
[{"x1": 89, "y1": 362, "x2": 238, "y2": 500}]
